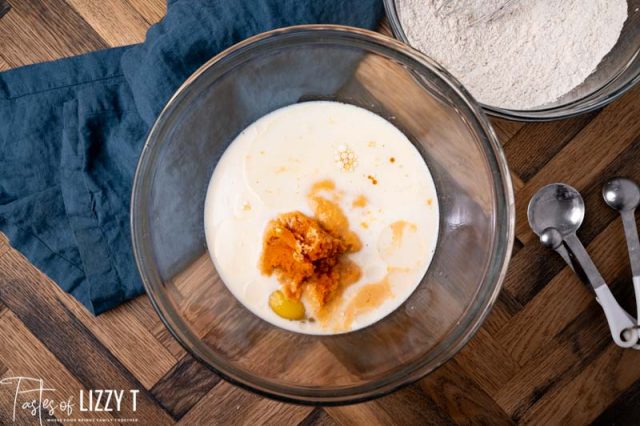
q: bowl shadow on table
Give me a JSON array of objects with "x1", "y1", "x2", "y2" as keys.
[{"x1": 141, "y1": 40, "x2": 501, "y2": 394}]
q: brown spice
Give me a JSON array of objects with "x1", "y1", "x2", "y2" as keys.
[
  {"x1": 367, "y1": 175, "x2": 378, "y2": 185},
  {"x1": 390, "y1": 220, "x2": 417, "y2": 248},
  {"x1": 342, "y1": 276, "x2": 392, "y2": 329},
  {"x1": 309, "y1": 179, "x2": 336, "y2": 195},
  {"x1": 352, "y1": 195, "x2": 367, "y2": 208}
]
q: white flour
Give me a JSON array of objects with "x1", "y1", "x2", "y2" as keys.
[{"x1": 397, "y1": 0, "x2": 628, "y2": 109}]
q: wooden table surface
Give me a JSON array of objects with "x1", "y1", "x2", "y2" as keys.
[{"x1": 1, "y1": 1, "x2": 640, "y2": 425}]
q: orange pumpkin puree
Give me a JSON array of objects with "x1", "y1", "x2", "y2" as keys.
[{"x1": 260, "y1": 180, "x2": 362, "y2": 311}]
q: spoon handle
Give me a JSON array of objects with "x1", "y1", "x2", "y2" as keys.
[
  {"x1": 554, "y1": 243, "x2": 576, "y2": 273},
  {"x1": 564, "y1": 233, "x2": 638, "y2": 348},
  {"x1": 621, "y1": 210, "x2": 640, "y2": 326},
  {"x1": 563, "y1": 234, "x2": 606, "y2": 288},
  {"x1": 593, "y1": 286, "x2": 639, "y2": 348}
]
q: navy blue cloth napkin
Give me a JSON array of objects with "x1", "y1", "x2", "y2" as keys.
[{"x1": 0, "y1": 0, "x2": 383, "y2": 314}]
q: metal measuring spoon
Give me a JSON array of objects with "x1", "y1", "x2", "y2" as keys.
[
  {"x1": 528, "y1": 183, "x2": 638, "y2": 348},
  {"x1": 539, "y1": 227, "x2": 575, "y2": 272},
  {"x1": 539, "y1": 226, "x2": 639, "y2": 346},
  {"x1": 603, "y1": 178, "x2": 640, "y2": 326}
]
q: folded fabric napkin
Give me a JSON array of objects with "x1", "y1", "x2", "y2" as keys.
[
  {"x1": 0, "y1": 0, "x2": 383, "y2": 314},
  {"x1": 0, "y1": 1, "x2": 10, "y2": 19}
]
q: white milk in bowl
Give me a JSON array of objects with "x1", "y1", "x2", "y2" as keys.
[{"x1": 204, "y1": 101, "x2": 439, "y2": 335}]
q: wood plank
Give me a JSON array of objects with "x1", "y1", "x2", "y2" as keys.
[
  {"x1": 0, "y1": 249, "x2": 177, "y2": 389},
  {"x1": 521, "y1": 344, "x2": 640, "y2": 425},
  {"x1": 510, "y1": 170, "x2": 525, "y2": 193},
  {"x1": 0, "y1": 0, "x2": 107, "y2": 67},
  {"x1": 490, "y1": 118, "x2": 525, "y2": 145},
  {"x1": 299, "y1": 408, "x2": 338, "y2": 426},
  {"x1": 503, "y1": 241, "x2": 576, "y2": 306},
  {"x1": 151, "y1": 320, "x2": 189, "y2": 360},
  {"x1": 0, "y1": 368, "x2": 61, "y2": 425},
  {"x1": 325, "y1": 402, "x2": 397, "y2": 425},
  {"x1": 66, "y1": 0, "x2": 150, "y2": 47},
  {"x1": 116, "y1": 294, "x2": 158, "y2": 329},
  {"x1": 453, "y1": 329, "x2": 519, "y2": 396},
  {"x1": 493, "y1": 299, "x2": 612, "y2": 419},
  {"x1": 497, "y1": 218, "x2": 630, "y2": 365},
  {"x1": 511, "y1": 238, "x2": 524, "y2": 257},
  {"x1": 120, "y1": 295, "x2": 188, "y2": 359},
  {"x1": 372, "y1": 384, "x2": 457, "y2": 426},
  {"x1": 419, "y1": 360, "x2": 513, "y2": 425},
  {"x1": 0, "y1": 251, "x2": 174, "y2": 424},
  {"x1": 0, "y1": 312, "x2": 115, "y2": 423},
  {"x1": 481, "y1": 290, "x2": 522, "y2": 336},
  {"x1": 0, "y1": 312, "x2": 6, "y2": 377},
  {"x1": 150, "y1": 354, "x2": 220, "y2": 420},
  {"x1": 503, "y1": 112, "x2": 598, "y2": 182},
  {"x1": 177, "y1": 381, "x2": 312, "y2": 425},
  {"x1": 324, "y1": 384, "x2": 454, "y2": 426},
  {"x1": 592, "y1": 379, "x2": 640, "y2": 425},
  {"x1": 513, "y1": 85, "x2": 640, "y2": 245},
  {"x1": 127, "y1": 0, "x2": 166, "y2": 25},
  {"x1": 66, "y1": 299, "x2": 178, "y2": 389},
  {"x1": 500, "y1": 262, "x2": 592, "y2": 365},
  {"x1": 378, "y1": 17, "x2": 392, "y2": 36},
  {"x1": 0, "y1": 234, "x2": 9, "y2": 259}
]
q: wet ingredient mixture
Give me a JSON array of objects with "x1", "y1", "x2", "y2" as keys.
[{"x1": 204, "y1": 101, "x2": 439, "y2": 334}]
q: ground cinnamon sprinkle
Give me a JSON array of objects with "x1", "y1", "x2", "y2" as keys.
[
  {"x1": 260, "y1": 180, "x2": 362, "y2": 310},
  {"x1": 309, "y1": 179, "x2": 336, "y2": 195},
  {"x1": 352, "y1": 194, "x2": 367, "y2": 208}
]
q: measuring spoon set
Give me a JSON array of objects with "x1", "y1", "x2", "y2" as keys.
[{"x1": 528, "y1": 178, "x2": 640, "y2": 349}]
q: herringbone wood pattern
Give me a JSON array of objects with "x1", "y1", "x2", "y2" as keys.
[{"x1": 1, "y1": 1, "x2": 640, "y2": 424}]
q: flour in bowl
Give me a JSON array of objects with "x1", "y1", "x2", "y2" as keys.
[{"x1": 397, "y1": 0, "x2": 628, "y2": 109}]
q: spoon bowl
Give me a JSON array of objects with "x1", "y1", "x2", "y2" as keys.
[
  {"x1": 528, "y1": 183, "x2": 585, "y2": 238},
  {"x1": 603, "y1": 178, "x2": 640, "y2": 212}
]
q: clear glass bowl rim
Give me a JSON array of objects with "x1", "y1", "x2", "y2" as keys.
[
  {"x1": 130, "y1": 24, "x2": 516, "y2": 405},
  {"x1": 383, "y1": 0, "x2": 640, "y2": 122}
]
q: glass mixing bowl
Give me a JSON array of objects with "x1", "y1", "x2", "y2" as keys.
[
  {"x1": 384, "y1": 0, "x2": 640, "y2": 121},
  {"x1": 131, "y1": 25, "x2": 515, "y2": 404}
]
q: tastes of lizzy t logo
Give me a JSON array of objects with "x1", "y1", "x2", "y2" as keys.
[{"x1": 0, "y1": 376, "x2": 139, "y2": 424}]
